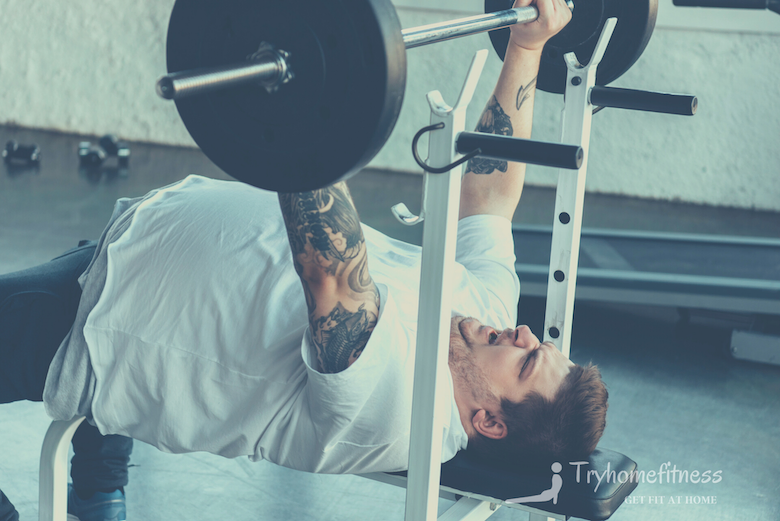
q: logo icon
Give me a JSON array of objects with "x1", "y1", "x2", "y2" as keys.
[{"x1": 506, "y1": 462, "x2": 563, "y2": 505}]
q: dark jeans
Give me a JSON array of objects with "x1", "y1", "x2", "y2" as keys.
[{"x1": 0, "y1": 242, "x2": 132, "y2": 521}]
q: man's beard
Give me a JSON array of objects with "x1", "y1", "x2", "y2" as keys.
[{"x1": 449, "y1": 320, "x2": 497, "y2": 405}]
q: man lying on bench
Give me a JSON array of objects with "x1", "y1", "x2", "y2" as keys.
[{"x1": 0, "y1": 1, "x2": 607, "y2": 520}]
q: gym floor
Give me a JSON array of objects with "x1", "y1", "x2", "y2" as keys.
[{"x1": 1, "y1": 126, "x2": 778, "y2": 521}]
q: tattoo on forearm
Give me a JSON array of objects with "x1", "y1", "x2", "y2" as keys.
[
  {"x1": 516, "y1": 77, "x2": 537, "y2": 111},
  {"x1": 278, "y1": 183, "x2": 380, "y2": 373},
  {"x1": 467, "y1": 95, "x2": 513, "y2": 175}
]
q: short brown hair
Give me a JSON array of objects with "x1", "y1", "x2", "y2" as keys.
[{"x1": 467, "y1": 363, "x2": 608, "y2": 470}]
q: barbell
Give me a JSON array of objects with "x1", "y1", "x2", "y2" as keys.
[{"x1": 158, "y1": 0, "x2": 660, "y2": 192}]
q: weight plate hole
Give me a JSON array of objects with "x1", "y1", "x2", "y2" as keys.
[
  {"x1": 554, "y1": 270, "x2": 565, "y2": 282},
  {"x1": 559, "y1": 212, "x2": 571, "y2": 224},
  {"x1": 549, "y1": 327, "x2": 560, "y2": 339}
]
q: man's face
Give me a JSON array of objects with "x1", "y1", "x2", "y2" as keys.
[{"x1": 450, "y1": 316, "x2": 575, "y2": 405}]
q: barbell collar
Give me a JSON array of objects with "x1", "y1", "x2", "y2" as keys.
[
  {"x1": 456, "y1": 132, "x2": 584, "y2": 170},
  {"x1": 157, "y1": 1, "x2": 575, "y2": 101},
  {"x1": 589, "y1": 86, "x2": 698, "y2": 116}
]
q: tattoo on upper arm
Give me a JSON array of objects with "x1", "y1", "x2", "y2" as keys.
[
  {"x1": 467, "y1": 95, "x2": 513, "y2": 175},
  {"x1": 279, "y1": 186, "x2": 363, "y2": 276},
  {"x1": 311, "y1": 302, "x2": 375, "y2": 371},
  {"x1": 278, "y1": 184, "x2": 380, "y2": 373},
  {"x1": 516, "y1": 77, "x2": 537, "y2": 111}
]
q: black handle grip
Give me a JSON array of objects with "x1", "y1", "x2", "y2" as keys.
[
  {"x1": 672, "y1": 0, "x2": 766, "y2": 7},
  {"x1": 590, "y1": 86, "x2": 698, "y2": 116},
  {"x1": 674, "y1": 0, "x2": 779, "y2": 12},
  {"x1": 456, "y1": 132, "x2": 583, "y2": 170}
]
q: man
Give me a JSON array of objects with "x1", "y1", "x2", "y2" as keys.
[{"x1": 0, "y1": 1, "x2": 607, "y2": 519}]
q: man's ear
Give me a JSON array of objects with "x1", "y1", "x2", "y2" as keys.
[{"x1": 472, "y1": 409, "x2": 507, "y2": 440}]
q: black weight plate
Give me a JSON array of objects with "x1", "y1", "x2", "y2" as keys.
[
  {"x1": 166, "y1": 0, "x2": 406, "y2": 192},
  {"x1": 486, "y1": 0, "x2": 657, "y2": 94}
]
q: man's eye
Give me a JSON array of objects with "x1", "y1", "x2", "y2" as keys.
[{"x1": 488, "y1": 331, "x2": 498, "y2": 344}]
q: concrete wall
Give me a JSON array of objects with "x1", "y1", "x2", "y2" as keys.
[{"x1": 1, "y1": 0, "x2": 779, "y2": 210}]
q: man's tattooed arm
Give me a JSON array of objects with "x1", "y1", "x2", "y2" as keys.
[
  {"x1": 465, "y1": 76, "x2": 537, "y2": 177},
  {"x1": 515, "y1": 77, "x2": 537, "y2": 111},
  {"x1": 278, "y1": 183, "x2": 380, "y2": 373},
  {"x1": 466, "y1": 95, "x2": 513, "y2": 175},
  {"x1": 459, "y1": 42, "x2": 541, "y2": 220}
]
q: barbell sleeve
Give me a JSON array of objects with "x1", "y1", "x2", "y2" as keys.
[
  {"x1": 456, "y1": 132, "x2": 584, "y2": 170},
  {"x1": 156, "y1": 61, "x2": 283, "y2": 100},
  {"x1": 157, "y1": 43, "x2": 292, "y2": 100},
  {"x1": 157, "y1": 1, "x2": 574, "y2": 100},
  {"x1": 589, "y1": 86, "x2": 698, "y2": 116}
]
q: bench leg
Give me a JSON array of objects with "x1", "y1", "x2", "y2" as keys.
[
  {"x1": 528, "y1": 514, "x2": 556, "y2": 521},
  {"x1": 39, "y1": 418, "x2": 86, "y2": 521},
  {"x1": 438, "y1": 497, "x2": 498, "y2": 521}
]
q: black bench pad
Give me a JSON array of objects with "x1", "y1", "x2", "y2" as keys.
[{"x1": 391, "y1": 448, "x2": 637, "y2": 521}]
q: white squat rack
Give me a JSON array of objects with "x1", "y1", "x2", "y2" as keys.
[{"x1": 398, "y1": 19, "x2": 618, "y2": 521}]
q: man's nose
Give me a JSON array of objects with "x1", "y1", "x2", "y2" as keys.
[{"x1": 512, "y1": 325, "x2": 539, "y2": 348}]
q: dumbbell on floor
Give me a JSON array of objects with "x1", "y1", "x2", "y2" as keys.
[
  {"x1": 99, "y1": 135, "x2": 131, "y2": 167},
  {"x1": 78, "y1": 135, "x2": 130, "y2": 169},
  {"x1": 3, "y1": 140, "x2": 41, "y2": 164},
  {"x1": 78, "y1": 142, "x2": 106, "y2": 168}
]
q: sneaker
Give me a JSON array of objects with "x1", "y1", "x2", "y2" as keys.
[{"x1": 67, "y1": 484, "x2": 126, "y2": 521}]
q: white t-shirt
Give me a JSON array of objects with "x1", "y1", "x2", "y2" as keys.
[{"x1": 78, "y1": 175, "x2": 520, "y2": 474}]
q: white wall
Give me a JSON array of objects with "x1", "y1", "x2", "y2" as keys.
[{"x1": 1, "y1": 0, "x2": 779, "y2": 210}]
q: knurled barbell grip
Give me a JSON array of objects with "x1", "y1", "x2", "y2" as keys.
[
  {"x1": 456, "y1": 132, "x2": 584, "y2": 170},
  {"x1": 589, "y1": 86, "x2": 698, "y2": 116},
  {"x1": 402, "y1": 1, "x2": 574, "y2": 48},
  {"x1": 156, "y1": 1, "x2": 574, "y2": 100}
]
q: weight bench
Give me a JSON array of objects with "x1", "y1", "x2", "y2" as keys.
[
  {"x1": 365, "y1": 449, "x2": 638, "y2": 521},
  {"x1": 38, "y1": 418, "x2": 636, "y2": 521}
]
